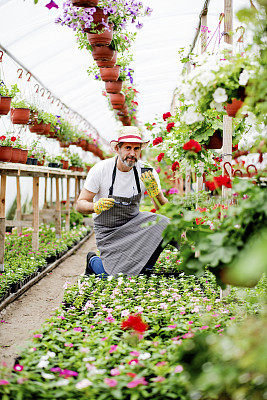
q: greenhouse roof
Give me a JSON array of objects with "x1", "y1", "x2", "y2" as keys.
[{"x1": 0, "y1": 0, "x2": 249, "y2": 142}]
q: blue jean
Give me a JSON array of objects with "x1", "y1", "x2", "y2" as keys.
[{"x1": 89, "y1": 256, "x2": 108, "y2": 279}]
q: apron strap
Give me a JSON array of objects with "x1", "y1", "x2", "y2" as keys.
[{"x1": 109, "y1": 157, "x2": 141, "y2": 196}]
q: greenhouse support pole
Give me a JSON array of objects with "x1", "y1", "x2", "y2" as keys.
[
  {"x1": 44, "y1": 176, "x2": 48, "y2": 208},
  {"x1": 0, "y1": 175, "x2": 6, "y2": 272},
  {"x1": 32, "y1": 177, "x2": 39, "y2": 251},
  {"x1": 50, "y1": 177, "x2": 53, "y2": 207},
  {"x1": 65, "y1": 177, "x2": 70, "y2": 231},
  {"x1": 16, "y1": 176, "x2": 22, "y2": 235},
  {"x1": 74, "y1": 177, "x2": 79, "y2": 204},
  {"x1": 222, "y1": 0, "x2": 233, "y2": 198},
  {"x1": 55, "y1": 178, "x2": 61, "y2": 237}
]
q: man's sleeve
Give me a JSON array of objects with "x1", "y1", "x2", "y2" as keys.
[{"x1": 83, "y1": 164, "x2": 100, "y2": 194}]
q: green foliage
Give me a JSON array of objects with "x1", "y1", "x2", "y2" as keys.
[
  {"x1": 69, "y1": 209, "x2": 84, "y2": 229},
  {"x1": 11, "y1": 99, "x2": 29, "y2": 109},
  {"x1": 0, "y1": 82, "x2": 19, "y2": 98}
]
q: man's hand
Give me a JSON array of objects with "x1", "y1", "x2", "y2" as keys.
[
  {"x1": 141, "y1": 170, "x2": 160, "y2": 198},
  {"x1": 93, "y1": 198, "x2": 115, "y2": 215}
]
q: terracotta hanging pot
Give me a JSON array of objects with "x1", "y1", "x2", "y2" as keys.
[
  {"x1": 0, "y1": 96, "x2": 12, "y2": 115},
  {"x1": 117, "y1": 108, "x2": 128, "y2": 116},
  {"x1": 60, "y1": 142, "x2": 70, "y2": 148},
  {"x1": 77, "y1": 167, "x2": 84, "y2": 172},
  {"x1": 72, "y1": 0, "x2": 98, "y2": 6},
  {"x1": 70, "y1": 166, "x2": 77, "y2": 171},
  {"x1": 77, "y1": 139, "x2": 87, "y2": 149},
  {"x1": 100, "y1": 65, "x2": 120, "y2": 82},
  {"x1": 105, "y1": 79, "x2": 122, "y2": 94},
  {"x1": 96, "y1": 52, "x2": 117, "y2": 68},
  {"x1": 87, "y1": 24, "x2": 113, "y2": 46},
  {"x1": 43, "y1": 123, "x2": 51, "y2": 135},
  {"x1": 19, "y1": 149, "x2": 28, "y2": 164},
  {"x1": 61, "y1": 160, "x2": 69, "y2": 169},
  {"x1": 119, "y1": 116, "x2": 131, "y2": 126},
  {"x1": 37, "y1": 159, "x2": 45, "y2": 166},
  {"x1": 0, "y1": 146, "x2": 12, "y2": 162},
  {"x1": 109, "y1": 93, "x2": 125, "y2": 106},
  {"x1": 10, "y1": 148, "x2": 21, "y2": 163},
  {"x1": 10, "y1": 108, "x2": 30, "y2": 124},
  {"x1": 205, "y1": 130, "x2": 223, "y2": 149},
  {"x1": 225, "y1": 98, "x2": 244, "y2": 117},
  {"x1": 29, "y1": 121, "x2": 46, "y2": 134},
  {"x1": 92, "y1": 46, "x2": 115, "y2": 61}
]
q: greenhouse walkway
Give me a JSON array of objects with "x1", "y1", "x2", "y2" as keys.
[{"x1": 0, "y1": 233, "x2": 97, "y2": 369}]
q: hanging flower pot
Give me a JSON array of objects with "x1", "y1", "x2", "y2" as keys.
[
  {"x1": 19, "y1": 149, "x2": 28, "y2": 164},
  {"x1": 100, "y1": 65, "x2": 120, "y2": 82},
  {"x1": 85, "y1": 7, "x2": 109, "y2": 31},
  {"x1": 60, "y1": 142, "x2": 70, "y2": 148},
  {"x1": 109, "y1": 93, "x2": 125, "y2": 107},
  {"x1": 92, "y1": 46, "x2": 115, "y2": 61},
  {"x1": 205, "y1": 130, "x2": 223, "y2": 149},
  {"x1": 0, "y1": 97, "x2": 12, "y2": 115},
  {"x1": 72, "y1": 0, "x2": 98, "y2": 6},
  {"x1": 70, "y1": 166, "x2": 77, "y2": 172},
  {"x1": 225, "y1": 98, "x2": 244, "y2": 117},
  {"x1": 87, "y1": 24, "x2": 113, "y2": 46},
  {"x1": 10, "y1": 148, "x2": 21, "y2": 163},
  {"x1": 42, "y1": 123, "x2": 51, "y2": 135},
  {"x1": 77, "y1": 139, "x2": 87, "y2": 149},
  {"x1": 96, "y1": 52, "x2": 117, "y2": 68},
  {"x1": 10, "y1": 108, "x2": 30, "y2": 124},
  {"x1": 29, "y1": 121, "x2": 46, "y2": 134},
  {"x1": 0, "y1": 146, "x2": 12, "y2": 162},
  {"x1": 105, "y1": 80, "x2": 122, "y2": 94},
  {"x1": 119, "y1": 116, "x2": 131, "y2": 126}
]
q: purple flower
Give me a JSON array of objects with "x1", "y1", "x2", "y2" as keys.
[{"x1": 46, "y1": 1, "x2": 59, "y2": 10}]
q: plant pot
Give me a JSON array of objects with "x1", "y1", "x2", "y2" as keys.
[
  {"x1": 70, "y1": 166, "x2": 78, "y2": 171},
  {"x1": 92, "y1": 46, "x2": 115, "y2": 61},
  {"x1": 96, "y1": 52, "x2": 117, "y2": 68},
  {"x1": 109, "y1": 93, "x2": 125, "y2": 106},
  {"x1": 0, "y1": 146, "x2": 12, "y2": 162},
  {"x1": 100, "y1": 65, "x2": 120, "y2": 82},
  {"x1": 26, "y1": 157, "x2": 38, "y2": 165},
  {"x1": 105, "y1": 80, "x2": 122, "y2": 94},
  {"x1": 77, "y1": 167, "x2": 84, "y2": 172},
  {"x1": 10, "y1": 148, "x2": 21, "y2": 163},
  {"x1": 0, "y1": 96, "x2": 12, "y2": 115},
  {"x1": 205, "y1": 130, "x2": 223, "y2": 149},
  {"x1": 43, "y1": 123, "x2": 51, "y2": 135},
  {"x1": 83, "y1": 7, "x2": 109, "y2": 32},
  {"x1": 86, "y1": 165, "x2": 91, "y2": 172},
  {"x1": 60, "y1": 142, "x2": 70, "y2": 148},
  {"x1": 37, "y1": 159, "x2": 45, "y2": 166},
  {"x1": 87, "y1": 24, "x2": 113, "y2": 46},
  {"x1": 61, "y1": 160, "x2": 69, "y2": 169},
  {"x1": 29, "y1": 122, "x2": 46, "y2": 134},
  {"x1": 78, "y1": 139, "x2": 87, "y2": 149},
  {"x1": 10, "y1": 108, "x2": 30, "y2": 124},
  {"x1": 48, "y1": 162, "x2": 60, "y2": 168},
  {"x1": 28, "y1": 110, "x2": 38, "y2": 125},
  {"x1": 119, "y1": 116, "x2": 132, "y2": 126},
  {"x1": 19, "y1": 149, "x2": 28, "y2": 164},
  {"x1": 72, "y1": 0, "x2": 98, "y2": 6},
  {"x1": 225, "y1": 98, "x2": 244, "y2": 118}
]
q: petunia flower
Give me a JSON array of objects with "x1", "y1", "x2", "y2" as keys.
[
  {"x1": 14, "y1": 364, "x2": 24, "y2": 372},
  {"x1": 104, "y1": 378, "x2": 118, "y2": 387},
  {"x1": 45, "y1": 0, "x2": 59, "y2": 10}
]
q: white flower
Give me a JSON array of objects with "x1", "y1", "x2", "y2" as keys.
[
  {"x1": 37, "y1": 359, "x2": 49, "y2": 369},
  {"x1": 210, "y1": 100, "x2": 224, "y2": 112},
  {"x1": 138, "y1": 352, "x2": 151, "y2": 360},
  {"x1": 47, "y1": 351, "x2": 56, "y2": 358},
  {"x1": 239, "y1": 70, "x2": 249, "y2": 86},
  {"x1": 181, "y1": 107, "x2": 204, "y2": 125},
  {"x1": 55, "y1": 379, "x2": 69, "y2": 386},
  {"x1": 83, "y1": 356, "x2": 96, "y2": 362},
  {"x1": 213, "y1": 88, "x2": 228, "y2": 103},
  {"x1": 76, "y1": 379, "x2": 93, "y2": 389},
  {"x1": 107, "y1": 276, "x2": 113, "y2": 281},
  {"x1": 121, "y1": 309, "x2": 130, "y2": 317},
  {"x1": 198, "y1": 71, "x2": 215, "y2": 86},
  {"x1": 41, "y1": 372, "x2": 54, "y2": 380}
]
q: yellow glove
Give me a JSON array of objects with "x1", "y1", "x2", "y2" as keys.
[
  {"x1": 93, "y1": 198, "x2": 115, "y2": 215},
  {"x1": 140, "y1": 170, "x2": 160, "y2": 198}
]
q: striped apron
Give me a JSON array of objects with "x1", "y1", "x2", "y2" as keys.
[{"x1": 93, "y1": 157, "x2": 169, "y2": 276}]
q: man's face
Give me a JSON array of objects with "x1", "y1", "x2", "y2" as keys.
[{"x1": 117, "y1": 142, "x2": 142, "y2": 168}]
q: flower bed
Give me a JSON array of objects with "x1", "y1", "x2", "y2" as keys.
[
  {"x1": 0, "y1": 225, "x2": 90, "y2": 303},
  {"x1": 0, "y1": 270, "x2": 265, "y2": 399}
]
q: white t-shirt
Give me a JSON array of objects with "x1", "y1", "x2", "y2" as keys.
[{"x1": 83, "y1": 156, "x2": 161, "y2": 203}]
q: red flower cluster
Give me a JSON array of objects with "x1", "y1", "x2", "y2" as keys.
[
  {"x1": 205, "y1": 175, "x2": 232, "y2": 191},
  {"x1": 0, "y1": 136, "x2": 6, "y2": 141},
  {"x1": 232, "y1": 144, "x2": 238, "y2": 152},
  {"x1": 163, "y1": 112, "x2": 172, "y2": 121},
  {"x1": 150, "y1": 208, "x2": 156, "y2": 213},
  {"x1": 171, "y1": 161, "x2": 180, "y2": 172},
  {"x1": 153, "y1": 137, "x2": 163, "y2": 146},
  {"x1": 121, "y1": 314, "x2": 149, "y2": 333},
  {"x1": 157, "y1": 152, "x2": 165, "y2": 162},
  {"x1": 11, "y1": 136, "x2": 16, "y2": 142},
  {"x1": 183, "y1": 140, "x2": 201, "y2": 153},
  {"x1": 166, "y1": 122, "x2": 175, "y2": 133}
]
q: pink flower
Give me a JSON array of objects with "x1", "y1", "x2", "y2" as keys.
[
  {"x1": 169, "y1": 188, "x2": 179, "y2": 194},
  {"x1": 188, "y1": 321, "x2": 194, "y2": 325},
  {"x1": 199, "y1": 325, "x2": 209, "y2": 330},
  {"x1": 127, "y1": 377, "x2": 148, "y2": 388},
  {"x1": 167, "y1": 324, "x2": 177, "y2": 329},
  {"x1": 104, "y1": 378, "x2": 118, "y2": 387},
  {"x1": 130, "y1": 351, "x2": 140, "y2": 357},
  {"x1": 230, "y1": 316, "x2": 235, "y2": 320},
  {"x1": 128, "y1": 359, "x2": 139, "y2": 365},
  {"x1": 110, "y1": 368, "x2": 120, "y2": 376},
  {"x1": 156, "y1": 361, "x2": 166, "y2": 367},
  {"x1": 73, "y1": 327, "x2": 83, "y2": 332},
  {"x1": 0, "y1": 379, "x2": 9, "y2": 385},
  {"x1": 101, "y1": 337, "x2": 108, "y2": 341},
  {"x1": 215, "y1": 324, "x2": 221, "y2": 328},
  {"x1": 14, "y1": 364, "x2": 24, "y2": 372},
  {"x1": 64, "y1": 343, "x2": 74, "y2": 347},
  {"x1": 105, "y1": 315, "x2": 115, "y2": 323},
  {"x1": 109, "y1": 345, "x2": 118, "y2": 353},
  {"x1": 33, "y1": 334, "x2": 43, "y2": 338},
  {"x1": 45, "y1": 0, "x2": 59, "y2": 9},
  {"x1": 152, "y1": 376, "x2": 166, "y2": 382},
  {"x1": 174, "y1": 365, "x2": 183, "y2": 373},
  {"x1": 59, "y1": 369, "x2": 78, "y2": 378}
]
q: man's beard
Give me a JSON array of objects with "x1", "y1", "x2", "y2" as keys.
[{"x1": 118, "y1": 153, "x2": 137, "y2": 168}]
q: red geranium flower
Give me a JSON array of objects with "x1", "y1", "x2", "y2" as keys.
[
  {"x1": 163, "y1": 112, "x2": 172, "y2": 121},
  {"x1": 153, "y1": 137, "x2": 163, "y2": 146},
  {"x1": 157, "y1": 153, "x2": 165, "y2": 162},
  {"x1": 11, "y1": 136, "x2": 16, "y2": 142},
  {"x1": 171, "y1": 161, "x2": 180, "y2": 172},
  {"x1": 232, "y1": 144, "x2": 238, "y2": 151},
  {"x1": 183, "y1": 140, "x2": 201, "y2": 153},
  {"x1": 121, "y1": 314, "x2": 148, "y2": 333},
  {"x1": 166, "y1": 122, "x2": 175, "y2": 133},
  {"x1": 150, "y1": 208, "x2": 156, "y2": 213},
  {"x1": 205, "y1": 181, "x2": 215, "y2": 191},
  {"x1": 0, "y1": 136, "x2": 6, "y2": 141}
]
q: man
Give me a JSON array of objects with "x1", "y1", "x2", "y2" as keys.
[{"x1": 76, "y1": 126, "x2": 170, "y2": 277}]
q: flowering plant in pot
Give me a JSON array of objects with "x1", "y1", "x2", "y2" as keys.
[
  {"x1": 0, "y1": 82, "x2": 20, "y2": 115},
  {"x1": 0, "y1": 134, "x2": 17, "y2": 162},
  {"x1": 46, "y1": 154, "x2": 62, "y2": 168},
  {"x1": 10, "y1": 99, "x2": 31, "y2": 124},
  {"x1": 69, "y1": 152, "x2": 83, "y2": 171}
]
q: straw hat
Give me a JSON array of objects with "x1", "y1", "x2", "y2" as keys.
[{"x1": 110, "y1": 126, "x2": 149, "y2": 151}]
